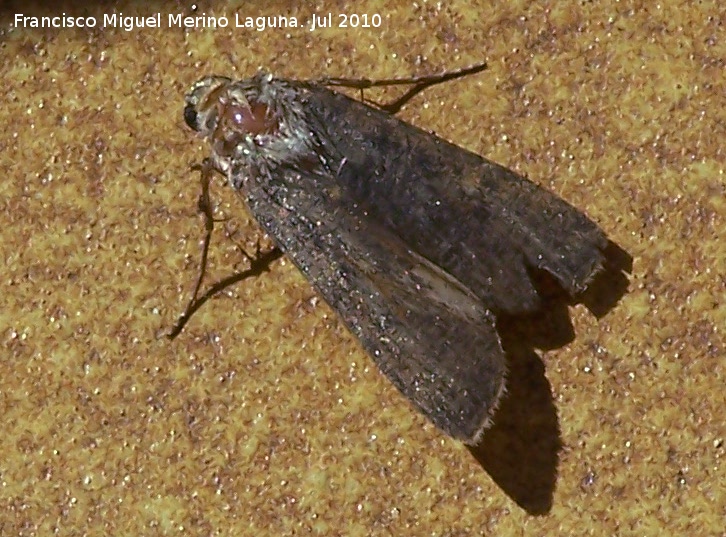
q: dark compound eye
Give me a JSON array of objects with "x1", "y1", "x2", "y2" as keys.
[{"x1": 183, "y1": 104, "x2": 198, "y2": 130}]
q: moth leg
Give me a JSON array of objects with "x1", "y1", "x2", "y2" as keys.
[
  {"x1": 167, "y1": 161, "x2": 284, "y2": 339},
  {"x1": 317, "y1": 62, "x2": 488, "y2": 114},
  {"x1": 317, "y1": 62, "x2": 487, "y2": 89},
  {"x1": 168, "y1": 158, "x2": 219, "y2": 339},
  {"x1": 230, "y1": 236, "x2": 269, "y2": 267},
  {"x1": 375, "y1": 83, "x2": 437, "y2": 115}
]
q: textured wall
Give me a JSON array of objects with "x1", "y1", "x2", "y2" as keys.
[{"x1": 1, "y1": 0, "x2": 723, "y2": 534}]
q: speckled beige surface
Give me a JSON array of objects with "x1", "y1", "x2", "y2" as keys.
[{"x1": 1, "y1": 0, "x2": 724, "y2": 535}]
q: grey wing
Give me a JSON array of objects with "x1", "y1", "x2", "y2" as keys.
[
  {"x1": 301, "y1": 86, "x2": 609, "y2": 316},
  {"x1": 240, "y1": 167, "x2": 506, "y2": 443}
]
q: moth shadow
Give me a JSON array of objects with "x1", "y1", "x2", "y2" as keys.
[
  {"x1": 467, "y1": 240, "x2": 631, "y2": 514},
  {"x1": 582, "y1": 240, "x2": 633, "y2": 318}
]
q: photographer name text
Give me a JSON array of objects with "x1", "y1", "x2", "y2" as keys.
[{"x1": 14, "y1": 12, "x2": 382, "y2": 32}]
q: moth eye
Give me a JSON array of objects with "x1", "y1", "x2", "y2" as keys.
[{"x1": 183, "y1": 104, "x2": 198, "y2": 130}]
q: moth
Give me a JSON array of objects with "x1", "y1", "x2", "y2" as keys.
[{"x1": 177, "y1": 64, "x2": 608, "y2": 443}]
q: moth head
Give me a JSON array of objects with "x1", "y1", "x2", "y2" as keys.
[
  {"x1": 185, "y1": 75, "x2": 280, "y2": 155},
  {"x1": 184, "y1": 74, "x2": 316, "y2": 174}
]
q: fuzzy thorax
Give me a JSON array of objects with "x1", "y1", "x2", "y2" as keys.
[{"x1": 184, "y1": 73, "x2": 318, "y2": 182}]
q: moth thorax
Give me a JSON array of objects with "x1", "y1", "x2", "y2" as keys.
[{"x1": 224, "y1": 100, "x2": 277, "y2": 136}]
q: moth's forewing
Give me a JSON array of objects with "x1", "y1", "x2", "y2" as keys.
[
  {"x1": 238, "y1": 168, "x2": 506, "y2": 441},
  {"x1": 300, "y1": 85, "x2": 608, "y2": 315}
]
